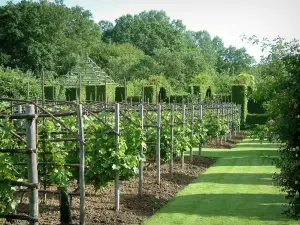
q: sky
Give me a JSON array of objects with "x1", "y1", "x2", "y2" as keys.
[{"x1": 1, "y1": 0, "x2": 299, "y2": 62}]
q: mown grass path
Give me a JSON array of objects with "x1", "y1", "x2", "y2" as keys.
[{"x1": 144, "y1": 139, "x2": 298, "y2": 225}]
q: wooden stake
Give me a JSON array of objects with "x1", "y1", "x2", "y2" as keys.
[
  {"x1": 190, "y1": 105, "x2": 194, "y2": 162},
  {"x1": 26, "y1": 104, "x2": 38, "y2": 225},
  {"x1": 199, "y1": 105, "x2": 203, "y2": 156},
  {"x1": 138, "y1": 104, "x2": 144, "y2": 196},
  {"x1": 114, "y1": 103, "x2": 120, "y2": 210},
  {"x1": 77, "y1": 104, "x2": 85, "y2": 224},
  {"x1": 169, "y1": 104, "x2": 174, "y2": 178},
  {"x1": 181, "y1": 104, "x2": 185, "y2": 169},
  {"x1": 156, "y1": 104, "x2": 161, "y2": 185}
]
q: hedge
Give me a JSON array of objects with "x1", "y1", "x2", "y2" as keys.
[
  {"x1": 85, "y1": 85, "x2": 115, "y2": 102},
  {"x1": 158, "y1": 87, "x2": 167, "y2": 103},
  {"x1": 44, "y1": 85, "x2": 65, "y2": 100},
  {"x1": 232, "y1": 85, "x2": 247, "y2": 128},
  {"x1": 115, "y1": 86, "x2": 134, "y2": 102},
  {"x1": 215, "y1": 94, "x2": 232, "y2": 103},
  {"x1": 169, "y1": 95, "x2": 188, "y2": 104},
  {"x1": 248, "y1": 99, "x2": 265, "y2": 114},
  {"x1": 65, "y1": 87, "x2": 85, "y2": 102},
  {"x1": 44, "y1": 86, "x2": 55, "y2": 100},
  {"x1": 143, "y1": 85, "x2": 157, "y2": 103},
  {"x1": 127, "y1": 95, "x2": 141, "y2": 103},
  {"x1": 246, "y1": 114, "x2": 269, "y2": 126}
]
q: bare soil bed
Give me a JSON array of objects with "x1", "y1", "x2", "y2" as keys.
[{"x1": 5, "y1": 134, "x2": 246, "y2": 225}]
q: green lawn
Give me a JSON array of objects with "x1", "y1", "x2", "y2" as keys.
[{"x1": 144, "y1": 139, "x2": 298, "y2": 225}]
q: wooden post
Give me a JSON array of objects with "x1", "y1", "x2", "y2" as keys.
[
  {"x1": 17, "y1": 105, "x2": 23, "y2": 130},
  {"x1": 199, "y1": 105, "x2": 203, "y2": 156},
  {"x1": 138, "y1": 104, "x2": 143, "y2": 196},
  {"x1": 156, "y1": 104, "x2": 161, "y2": 185},
  {"x1": 114, "y1": 103, "x2": 120, "y2": 210},
  {"x1": 26, "y1": 104, "x2": 38, "y2": 225},
  {"x1": 216, "y1": 105, "x2": 219, "y2": 145},
  {"x1": 181, "y1": 104, "x2": 185, "y2": 169},
  {"x1": 77, "y1": 104, "x2": 85, "y2": 224},
  {"x1": 190, "y1": 105, "x2": 194, "y2": 162},
  {"x1": 221, "y1": 105, "x2": 224, "y2": 144},
  {"x1": 169, "y1": 104, "x2": 174, "y2": 178}
]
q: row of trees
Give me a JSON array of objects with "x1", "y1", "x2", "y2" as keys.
[{"x1": 0, "y1": 0, "x2": 254, "y2": 94}]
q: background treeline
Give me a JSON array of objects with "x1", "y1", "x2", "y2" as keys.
[{"x1": 0, "y1": 0, "x2": 255, "y2": 96}]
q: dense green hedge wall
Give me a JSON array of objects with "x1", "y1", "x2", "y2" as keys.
[
  {"x1": 158, "y1": 87, "x2": 167, "y2": 103},
  {"x1": 115, "y1": 86, "x2": 134, "y2": 102},
  {"x1": 246, "y1": 114, "x2": 269, "y2": 126},
  {"x1": 232, "y1": 85, "x2": 247, "y2": 128},
  {"x1": 169, "y1": 95, "x2": 188, "y2": 104},
  {"x1": 127, "y1": 95, "x2": 141, "y2": 102},
  {"x1": 215, "y1": 94, "x2": 232, "y2": 103},
  {"x1": 143, "y1": 85, "x2": 156, "y2": 103},
  {"x1": 65, "y1": 87, "x2": 85, "y2": 102},
  {"x1": 45, "y1": 86, "x2": 55, "y2": 100},
  {"x1": 85, "y1": 85, "x2": 115, "y2": 102},
  {"x1": 248, "y1": 99, "x2": 265, "y2": 114},
  {"x1": 115, "y1": 87, "x2": 126, "y2": 102}
]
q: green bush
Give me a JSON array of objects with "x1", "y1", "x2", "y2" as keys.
[
  {"x1": 232, "y1": 85, "x2": 247, "y2": 128},
  {"x1": 169, "y1": 95, "x2": 188, "y2": 104},
  {"x1": 246, "y1": 114, "x2": 268, "y2": 127},
  {"x1": 248, "y1": 99, "x2": 265, "y2": 114},
  {"x1": 85, "y1": 85, "x2": 115, "y2": 102},
  {"x1": 115, "y1": 86, "x2": 134, "y2": 102},
  {"x1": 0, "y1": 67, "x2": 41, "y2": 99},
  {"x1": 215, "y1": 94, "x2": 232, "y2": 103},
  {"x1": 65, "y1": 87, "x2": 85, "y2": 102},
  {"x1": 44, "y1": 85, "x2": 65, "y2": 100},
  {"x1": 143, "y1": 85, "x2": 156, "y2": 103},
  {"x1": 127, "y1": 95, "x2": 141, "y2": 103},
  {"x1": 158, "y1": 87, "x2": 167, "y2": 103}
]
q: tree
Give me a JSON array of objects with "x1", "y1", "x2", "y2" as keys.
[
  {"x1": 217, "y1": 46, "x2": 255, "y2": 75},
  {"x1": 102, "y1": 10, "x2": 189, "y2": 56}
]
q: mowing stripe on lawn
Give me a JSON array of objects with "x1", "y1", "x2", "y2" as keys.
[{"x1": 144, "y1": 139, "x2": 298, "y2": 225}]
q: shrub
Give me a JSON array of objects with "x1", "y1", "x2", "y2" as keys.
[{"x1": 232, "y1": 85, "x2": 247, "y2": 128}]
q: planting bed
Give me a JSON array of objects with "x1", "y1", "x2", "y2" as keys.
[{"x1": 5, "y1": 155, "x2": 215, "y2": 225}]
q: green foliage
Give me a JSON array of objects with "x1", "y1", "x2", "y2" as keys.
[
  {"x1": 247, "y1": 99, "x2": 266, "y2": 114},
  {"x1": 192, "y1": 74, "x2": 215, "y2": 100},
  {"x1": 44, "y1": 85, "x2": 65, "y2": 100},
  {"x1": 143, "y1": 85, "x2": 156, "y2": 103},
  {"x1": 127, "y1": 95, "x2": 141, "y2": 103},
  {"x1": 244, "y1": 36, "x2": 300, "y2": 217},
  {"x1": 232, "y1": 85, "x2": 247, "y2": 128},
  {"x1": 246, "y1": 114, "x2": 268, "y2": 127},
  {"x1": 0, "y1": 68, "x2": 41, "y2": 99},
  {"x1": 65, "y1": 87, "x2": 85, "y2": 102},
  {"x1": 0, "y1": 0, "x2": 102, "y2": 74},
  {"x1": 85, "y1": 85, "x2": 115, "y2": 102},
  {"x1": 169, "y1": 95, "x2": 188, "y2": 104},
  {"x1": 115, "y1": 86, "x2": 134, "y2": 102},
  {"x1": 115, "y1": 87, "x2": 126, "y2": 102}
]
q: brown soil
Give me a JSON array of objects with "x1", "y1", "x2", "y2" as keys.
[{"x1": 5, "y1": 134, "x2": 245, "y2": 225}]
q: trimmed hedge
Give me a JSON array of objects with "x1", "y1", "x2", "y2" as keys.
[
  {"x1": 65, "y1": 87, "x2": 86, "y2": 102},
  {"x1": 45, "y1": 86, "x2": 55, "y2": 100},
  {"x1": 127, "y1": 95, "x2": 141, "y2": 103},
  {"x1": 246, "y1": 114, "x2": 268, "y2": 126},
  {"x1": 115, "y1": 87, "x2": 126, "y2": 102},
  {"x1": 143, "y1": 85, "x2": 156, "y2": 103},
  {"x1": 115, "y1": 86, "x2": 134, "y2": 102},
  {"x1": 248, "y1": 99, "x2": 265, "y2": 114},
  {"x1": 215, "y1": 94, "x2": 232, "y2": 103},
  {"x1": 232, "y1": 85, "x2": 247, "y2": 128},
  {"x1": 44, "y1": 85, "x2": 65, "y2": 100},
  {"x1": 85, "y1": 85, "x2": 115, "y2": 102},
  {"x1": 159, "y1": 87, "x2": 167, "y2": 103},
  {"x1": 169, "y1": 95, "x2": 188, "y2": 104}
]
